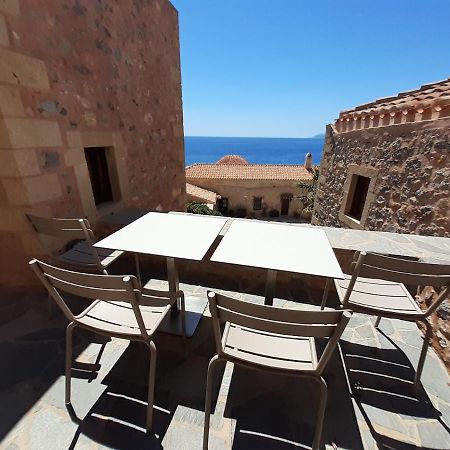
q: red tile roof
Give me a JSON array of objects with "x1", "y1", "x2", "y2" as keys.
[
  {"x1": 186, "y1": 164, "x2": 314, "y2": 181},
  {"x1": 336, "y1": 78, "x2": 450, "y2": 132}
]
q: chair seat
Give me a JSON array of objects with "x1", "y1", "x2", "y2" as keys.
[
  {"x1": 78, "y1": 300, "x2": 168, "y2": 338},
  {"x1": 222, "y1": 323, "x2": 318, "y2": 372},
  {"x1": 335, "y1": 275, "x2": 422, "y2": 315},
  {"x1": 57, "y1": 241, "x2": 123, "y2": 270}
]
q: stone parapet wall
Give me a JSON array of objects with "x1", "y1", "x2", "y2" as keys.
[
  {"x1": 312, "y1": 119, "x2": 450, "y2": 237},
  {"x1": 0, "y1": 0, "x2": 185, "y2": 287}
]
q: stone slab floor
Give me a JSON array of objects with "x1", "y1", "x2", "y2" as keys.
[{"x1": 1, "y1": 278, "x2": 449, "y2": 450}]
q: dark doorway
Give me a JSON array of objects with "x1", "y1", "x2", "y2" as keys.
[
  {"x1": 84, "y1": 147, "x2": 114, "y2": 206},
  {"x1": 280, "y1": 198, "x2": 290, "y2": 216}
]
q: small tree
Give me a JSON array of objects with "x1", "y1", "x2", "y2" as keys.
[
  {"x1": 297, "y1": 167, "x2": 319, "y2": 222},
  {"x1": 187, "y1": 201, "x2": 222, "y2": 216}
]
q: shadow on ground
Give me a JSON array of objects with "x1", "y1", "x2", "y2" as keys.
[
  {"x1": 1, "y1": 257, "x2": 449, "y2": 449},
  {"x1": 342, "y1": 334, "x2": 450, "y2": 450}
]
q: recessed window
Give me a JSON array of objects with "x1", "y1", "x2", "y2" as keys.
[
  {"x1": 84, "y1": 146, "x2": 119, "y2": 207},
  {"x1": 253, "y1": 197, "x2": 262, "y2": 210},
  {"x1": 345, "y1": 174, "x2": 370, "y2": 221},
  {"x1": 339, "y1": 164, "x2": 378, "y2": 229},
  {"x1": 217, "y1": 197, "x2": 229, "y2": 214}
]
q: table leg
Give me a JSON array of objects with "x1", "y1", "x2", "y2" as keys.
[
  {"x1": 158, "y1": 256, "x2": 208, "y2": 337},
  {"x1": 134, "y1": 253, "x2": 142, "y2": 286},
  {"x1": 166, "y1": 257, "x2": 180, "y2": 312},
  {"x1": 265, "y1": 269, "x2": 277, "y2": 306},
  {"x1": 320, "y1": 278, "x2": 330, "y2": 310}
]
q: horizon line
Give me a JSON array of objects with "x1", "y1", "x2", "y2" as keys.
[{"x1": 184, "y1": 135, "x2": 325, "y2": 139}]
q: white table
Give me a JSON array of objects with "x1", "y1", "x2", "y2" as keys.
[
  {"x1": 211, "y1": 220, "x2": 344, "y2": 305},
  {"x1": 95, "y1": 212, "x2": 228, "y2": 336}
]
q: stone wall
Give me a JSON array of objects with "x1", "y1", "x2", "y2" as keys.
[
  {"x1": 188, "y1": 178, "x2": 309, "y2": 218},
  {"x1": 312, "y1": 118, "x2": 450, "y2": 237},
  {"x1": 0, "y1": 0, "x2": 185, "y2": 287}
]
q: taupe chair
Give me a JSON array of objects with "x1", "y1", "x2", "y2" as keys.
[
  {"x1": 332, "y1": 252, "x2": 450, "y2": 390},
  {"x1": 27, "y1": 214, "x2": 123, "y2": 274},
  {"x1": 29, "y1": 258, "x2": 186, "y2": 431},
  {"x1": 203, "y1": 291, "x2": 352, "y2": 450}
]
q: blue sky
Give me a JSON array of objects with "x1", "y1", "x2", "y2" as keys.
[{"x1": 170, "y1": 0, "x2": 450, "y2": 138}]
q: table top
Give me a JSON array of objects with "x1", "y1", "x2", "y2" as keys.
[
  {"x1": 95, "y1": 212, "x2": 228, "y2": 260},
  {"x1": 211, "y1": 220, "x2": 345, "y2": 279}
]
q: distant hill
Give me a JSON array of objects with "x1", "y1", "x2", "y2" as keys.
[{"x1": 311, "y1": 133, "x2": 325, "y2": 139}]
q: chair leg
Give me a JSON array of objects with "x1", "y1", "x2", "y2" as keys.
[
  {"x1": 312, "y1": 376, "x2": 328, "y2": 450},
  {"x1": 65, "y1": 322, "x2": 76, "y2": 404},
  {"x1": 203, "y1": 355, "x2": 221, "y2": 450},
  {"x1": 374, "y1": 316, "x2": 382, "y2": 328},
  {"x1": 415, "y1": 319, "x2": 433, "y2": 391},
  {"x1": 320, "y1": 279, "x2": 330, "y2": 310},
  {"x1": 146, "y1": 341, "x2": 157, "y2": 432}
]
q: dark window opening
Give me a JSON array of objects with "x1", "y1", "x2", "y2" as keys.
[
  {"x1": 346, "y1": 175, "x2": 370, "y2": 221},
  {"x1": 217, "y1": 197, "x2": 228, "y2": 214},
  {"x1": 253, "y1": 197, "x2": 262, "y2": 210},
  {"x1": 84, "y1": 147, "x2": 114, "y2": 206}
]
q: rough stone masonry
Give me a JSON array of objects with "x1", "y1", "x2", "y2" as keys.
[{"x1": 0, "y1": 0, "x2": 186, "y2": 287}]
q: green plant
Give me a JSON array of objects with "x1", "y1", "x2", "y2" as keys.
[
  {"x1": 187, "y1": 201, "x2": 222, "y2": 216},
  {"x1": 297, "y1": 167, "x2": 319, "y2": 222}
]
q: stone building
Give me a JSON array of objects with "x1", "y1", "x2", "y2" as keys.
[
  {"x1": 0, "y1": 0, "x2": 185, "y2": 287},
  {"x1": 312, "y1": 78, "x2": 450, "y2": 237},
  {"x1": 186, "y1": 154, "x2": 313, "y2": 218}
]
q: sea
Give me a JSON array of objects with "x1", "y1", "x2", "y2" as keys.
[{"x1": 184, "y1": 136, "x2": 325, "y2": 166}]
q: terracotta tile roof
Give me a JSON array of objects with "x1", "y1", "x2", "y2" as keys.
[
  {"x1": 336, "y1": 77, "x2": 450, "y2": 132},
  {"x1": 186, "y1": 183, "x2": 219, "y2": 203},
  {"x1": 186, "y1": 164, "x2": 314, "y2": 181}
]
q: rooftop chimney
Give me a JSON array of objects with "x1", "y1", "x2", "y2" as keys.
[{"x1": 304, "y1": 152, "x2": 312, "y2": 170}]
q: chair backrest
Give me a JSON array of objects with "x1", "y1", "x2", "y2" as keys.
[
  {"x1": 29, "y1": 259, "x2": 171, "y2": 340},
  {"x1": 27, "y1": 214, "x2": 104, "y2": 269},
  {"x1": 208, "y1": 291, "x2": 351, "y2": 374},
  {"x1": 345, "y1": 252, "x2": 450, "y2": 313},
  {"x1": 26, "y1": 214, "x2": 94, "y2": 242}
]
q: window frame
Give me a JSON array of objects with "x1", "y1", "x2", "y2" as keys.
[
  {"x1": 84, "y1": 146, "x2": 117, "y2": 207},
  {"x1": 253, "y1": 196, "x2": 263, "y2": 211},
  {"x1": 339, "y1": 164, "x2": 379, "y2": 229}
]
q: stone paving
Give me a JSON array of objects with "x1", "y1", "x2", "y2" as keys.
[{"x1": 1, "y1": 277, "x2": 449, "y2": 450}]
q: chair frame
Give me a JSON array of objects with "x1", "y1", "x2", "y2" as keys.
[
  {"x1": 333, "y1": 251, "x2": 450, "y2": 390},
  {"x1": 29, "y1": 258, "x2": 184, "y2": 431},
  {"x1": 26, "y1": 214, "x2": 113, "y2": 274},
  {"x1": 203, "y1": 291, "x2": 351, "y2": 450}
]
